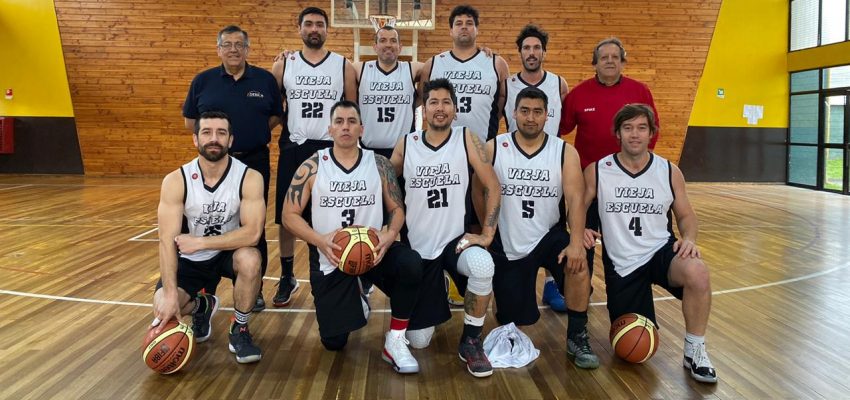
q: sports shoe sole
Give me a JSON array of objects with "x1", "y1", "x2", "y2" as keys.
[
  {"x1": 382, "y1": 349, "x2": 419, "y2": 374},
  {"x1": 229, "y1": 343, "x2": 262, "y2": 364},
  {"x1": 273, "y1": 281, "x2": 300, "y2": 307},
  {"x1": 683, "y1": 358, "x2": 718, "y2": 383},
  {"x1": 567, "y1": 351, "x2": 600, "y2": 369},
  {"x1": 458, "y1": 353, "x2": 493, "y2": 378},
  {"x1": 195, "y1": 295, "x2": 220, "y2": 343}
]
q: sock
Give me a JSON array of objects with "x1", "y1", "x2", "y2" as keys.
[
  {"x1": 233, "y1": 308, "x2": 251, "y2": 327},
  {"x1": 544, "y1": 276, "x2": 555, "y2": 283},
  {"x1": 280, "y1": 256, "x2": 294, "y2": 278},
  {"x1": 462, "y1": 313, "x2": 485, "y2": 339},
  {"x1": 566, "y1": 308, "x2": 588, "y2": 338},
  {"x1": 684, "y1": 333, "x2": 705, "y2": 357},
  {"x1": 389, "y1": 317, "x2": 409, "y2": 335}
]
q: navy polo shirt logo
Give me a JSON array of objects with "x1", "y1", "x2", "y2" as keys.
[{"x1": 247, "y1": 90, "x2": 264, "y2": 99}]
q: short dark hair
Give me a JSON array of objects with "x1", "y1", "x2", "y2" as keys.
[
  {"x1": 217, "y1": 25, "x2": 249, "y2": 47},
  {"x1": 423, "y1": 78, "x2": 457, "y2": 107},
  {"x1": 330, "y1": 100, "x2": 362, "y2": 123},
  {"x1": 516, "y1": 24, "x2": 548, "y2": 52},
  {"x1": 449, "y1": 5, "x2": 479, "y2": 28},
  {"x1": 374, "y1": 25, "x2": 399, "y2": 44},
  {"x1": 592, "y1": 37, "x2": 627, "y2": 65},
  {"x1": 515, "y1": 86, "x2": 548, "y2": 110},
  {"x1": 195, "y1": 111, "x2": 232, "y2": 135},
  {"x1": 299, "y1": 7, "x2": 329, "y2": 26},
  {"x1": 613, "y1": 104, "x2": 657, "y2": 136}
]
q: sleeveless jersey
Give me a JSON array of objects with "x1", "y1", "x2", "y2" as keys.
[
  {"x1": 358, "y1": 61, "x2": 416, "y2": 149},
  {"x1": 596, "y1": 153, "x2": 674, "y2": 277},
  {"x1": 504, "y1": 71, "x2": 563, "y2": 136},
  {"x1": 429, "y1": 50, "x2": 499, "y2": 142},
  {"x1": 283, "y1": 51, "x2": 346, "y2": 144},
  {"x1": 180, "y1": 156, "x2": 248, "y2": 262},
  {"x1": 310, "y1": 148, "x2": 384, "y2": 274},
  {"x1": 493, "y1": 133, "x2": 565, "y2": 260},
  {"x1": 403, "y1": 126, "x2": 470, "y2": 259}
]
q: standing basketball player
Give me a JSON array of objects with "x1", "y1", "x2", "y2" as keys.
[
  {"x1": 356, "y1": 25, "x2": 423, "y2": 159},
  {"x1": 153, "y1": 111, "x2": 264, "y2": 364},
  {"x1": 503, "y1": 24, "x2": 571, "y2": 312},
  {"x1": 389, "y1": 78, "x2": 502, "y2": 378},
  {"x1": 272, "y1": 6, "x2": 357, "y2": 308},
  {"x1": 489, "y1": 87, "x2": 598, "y2": 369},
  {"x1": 584, "y1": 104, "x2": 716, "y2": 383},
  {"x1": 282, "y1": 101, "x2": 423, "y2": 374},
  {"x1": 420, "y1": 5, "x2": 509, "y2": 142},
  {"x1": 183, "y1": 25, "x2": 282, "y2": 312}
]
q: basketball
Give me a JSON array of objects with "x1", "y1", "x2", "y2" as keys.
[
  {"x1": 332, "y1": 226, "x2": 380, "y2": 275},
  {"x1": 609, "y1": 313, "x2": 659, "y2": 364},
  {"x1": 142, "y1": 318, "x2": 194, "y2": 374}
]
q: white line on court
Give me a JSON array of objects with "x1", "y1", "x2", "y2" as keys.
[
  {"x1": 128, "y1": 226, "x2": 159, "y2": 241},
  {"x1": 0, "y1": 184, "x2": 32, "y2": 191},
  {"x1": 2, "y1": 263, "x2": 846, "y2": 313}
]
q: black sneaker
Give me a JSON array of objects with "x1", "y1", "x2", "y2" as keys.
[
  {"x1": 253, "y1": 292, "x2": 266, "y2": 312},
  {"x1": 192, "y1": 294, "x2": 219, "y2": 343},
  {"x1": 457, "y1": 336, "x2": 493, "y2": 378},
  {"x1": 273, "y1": 276, "x2": 299, "y2": 307},
  {"x1": 567, "y1": 330, "x2": 600, "y2": 369},
  {"x1": 228, "y1": 322, "x2": 262, "y2": 364},
  {"x1": 684, "y1": 343, "x2": 718, "y2": 383}
]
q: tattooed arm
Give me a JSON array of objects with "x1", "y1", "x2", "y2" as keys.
[
  {"x1": 282, "y1": 153, "x2": 341, "y2": 264},
  {"x1": 372, "y1": 155, "x2": 406, "y2": 264},
  {"x1": 460, "y1": 129, "x2": 501, "y2": 249}
]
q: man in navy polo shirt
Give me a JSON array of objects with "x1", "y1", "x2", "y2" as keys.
[{"x1": 183, "y1": 25, "x2": 283, "y2": 312}]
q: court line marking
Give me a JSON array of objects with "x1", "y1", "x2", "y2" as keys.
[
  {"x1": 0, "y1": 184, "x2": 32, "y2": 191},
  {"x1": 2, "y1": 263, "x2": 846, "y2": 313}
]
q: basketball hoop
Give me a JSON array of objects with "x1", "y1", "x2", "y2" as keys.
[{"x1": 369, "y1": 14, "x2": 397, "y2": 31}]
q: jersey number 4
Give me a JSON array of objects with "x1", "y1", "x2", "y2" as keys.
[
  {"x1": 302, "y1": 102, "x2": 324, "y2": 118},
  {"x1": 426, "y1": 188, "x2": 449, "y2": 208},
  {"x1": 628, "y1": 217, "x2": 643, "y2": 236},
  {"x1": 377, "y1": 107, "x2": 395, "y2": 122}
]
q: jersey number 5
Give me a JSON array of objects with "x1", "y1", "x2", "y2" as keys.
[
  {"x1": 522, "y1": 200, "x2": 535, "y2": 218},
  {"x1": 628, "y1": 217, "x2": 643, "y2": 236}
]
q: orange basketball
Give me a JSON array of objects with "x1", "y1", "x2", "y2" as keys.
[
  {"x1": 609, "y1": 313, "x2": 659, "y2": 363},
  {"x1": 142, "y1": 318, "x2": 194, "y2": 374},
  {"x1": 332, "y1": 226, "x2": 380, "y2": 275}
]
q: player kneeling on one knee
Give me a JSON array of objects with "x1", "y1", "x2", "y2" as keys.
[{"x1": 283, "y1": 100, "x2": 425, "y2": 374}]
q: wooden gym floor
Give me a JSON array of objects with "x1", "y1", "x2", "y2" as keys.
[{"x1": 1, "y1": 176, "x2": 849, "y2": 399}]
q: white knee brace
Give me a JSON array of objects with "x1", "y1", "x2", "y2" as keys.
[
  {"x1": 457, "y1": 246, "x2": 494, "y2": 296},
  {"x1": 405, "y1": 326, "x2": 435, "y2": 349}
]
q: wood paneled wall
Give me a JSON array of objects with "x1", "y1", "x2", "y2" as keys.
[{"x1": 55, "y1": 0, "x2": 721, "y2": 176}]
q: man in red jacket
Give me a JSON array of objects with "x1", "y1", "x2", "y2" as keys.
[{"x1": 559, "y1": 37, "x2": 660, "y2": 277}]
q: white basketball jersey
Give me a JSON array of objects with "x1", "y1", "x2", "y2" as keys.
[
  {"x1": 310, "y1": 148, "x2": 384, "y2": 274},
  {"x1": 494, "y1": 133, "x2": 565, "y2": 260},
  {"x1": 180, "y1": 157, "x2": 248, "y2": 262},
  {"x1": 596, "y1": 153, "x2": 674, "y2": 277},
  {"x1": 283, "y1": 51, "x2": 346, "y2": 144},
  {"x1": 504, "y1": 71, "x2": 562, "y2": 136},
  {"x1": 359, "y1": 61, "x2": 416, "y2": 149},
  {"x1": 430, "y1": 50, "x2": 499, "y2": 142},
  {"x1": 403, "y1": 126, "x2": 470, "y2": 259}
]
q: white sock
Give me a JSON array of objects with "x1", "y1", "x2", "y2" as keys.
[
  {"x1": 463, "y1": 312, "x2": 485, "y2": 326},
  {"x1": 684, "y1": 333, "x2": 705, "y2": 357},
  {"x1": 544, "y1": 276, "x2": 555, "y2": 283}
]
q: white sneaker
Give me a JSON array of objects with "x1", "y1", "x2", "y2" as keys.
[
  {"x1": 683, "y1": 342, "x2": 718, "y2": 383},
  {"x1": 382, "y1": 331, "x2": 419, "y2": 374}
]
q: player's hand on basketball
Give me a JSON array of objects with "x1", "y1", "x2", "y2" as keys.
[
  {"x1": 273, "y1": 49, "x2": 295, "y2": 62},
  {"x1": 559, "y1": 242, "x2": 588, "y2": 275},
  {"x1": 673, "y1": 239, "x2": 701, "y2": 259},
  {"x1": 152, "y1": 290, "x2": 180, "y2": 335},
  {"x1": 371, "y1": 227, "x2": 394, "y2": 266},
  {"x1": 455, "y1": 233, "x2": 492, "y2": 254},
  {"x1": 321, "y1": 229, "x2": 343, "y2": 265},
  {"x1": 174, "y1": 234, "x2": 202, "y2": 255},
  {"x1": 583, "y1": 229, "x2": 601, "y2": 249}
]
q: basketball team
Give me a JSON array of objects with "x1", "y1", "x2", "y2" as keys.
[{"x1": 149, "y1": 4, "x2": 717, "y2": 383}]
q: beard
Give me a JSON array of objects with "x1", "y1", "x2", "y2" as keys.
[
  {"x1": 522, "y1": 58, "x2": 541, "y2": 72},
  {"x1": 199, "y1": 143, "x2": 228, "y2": 162},
  {"x1": 303, "y1": 34, "x2": 326, "y2": 49}
]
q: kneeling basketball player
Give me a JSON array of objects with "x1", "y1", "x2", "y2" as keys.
[{"x1": 283, "y1": 100, "x2": 424, "y2": 374}]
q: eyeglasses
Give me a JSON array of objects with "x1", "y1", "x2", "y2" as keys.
[{"x1": 219, "y1": 42, "x2": 247, "y2": 50}]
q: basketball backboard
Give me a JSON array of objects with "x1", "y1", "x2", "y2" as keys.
[{"x1": 330, "y1": 0, "x2": 436, "y2": 62}]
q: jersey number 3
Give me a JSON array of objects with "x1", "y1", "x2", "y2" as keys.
[{"x1": 628, "y1": 217, "x2": 643, "y2": 236}]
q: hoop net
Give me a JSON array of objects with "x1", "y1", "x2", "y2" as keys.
[{"x1": 369, "y1": 15, "x2": 397, "y2": 31}]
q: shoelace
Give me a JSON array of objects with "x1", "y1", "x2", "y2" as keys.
[{"x1": 692, "y1": 344, "x2": 714, "y2": 369}]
